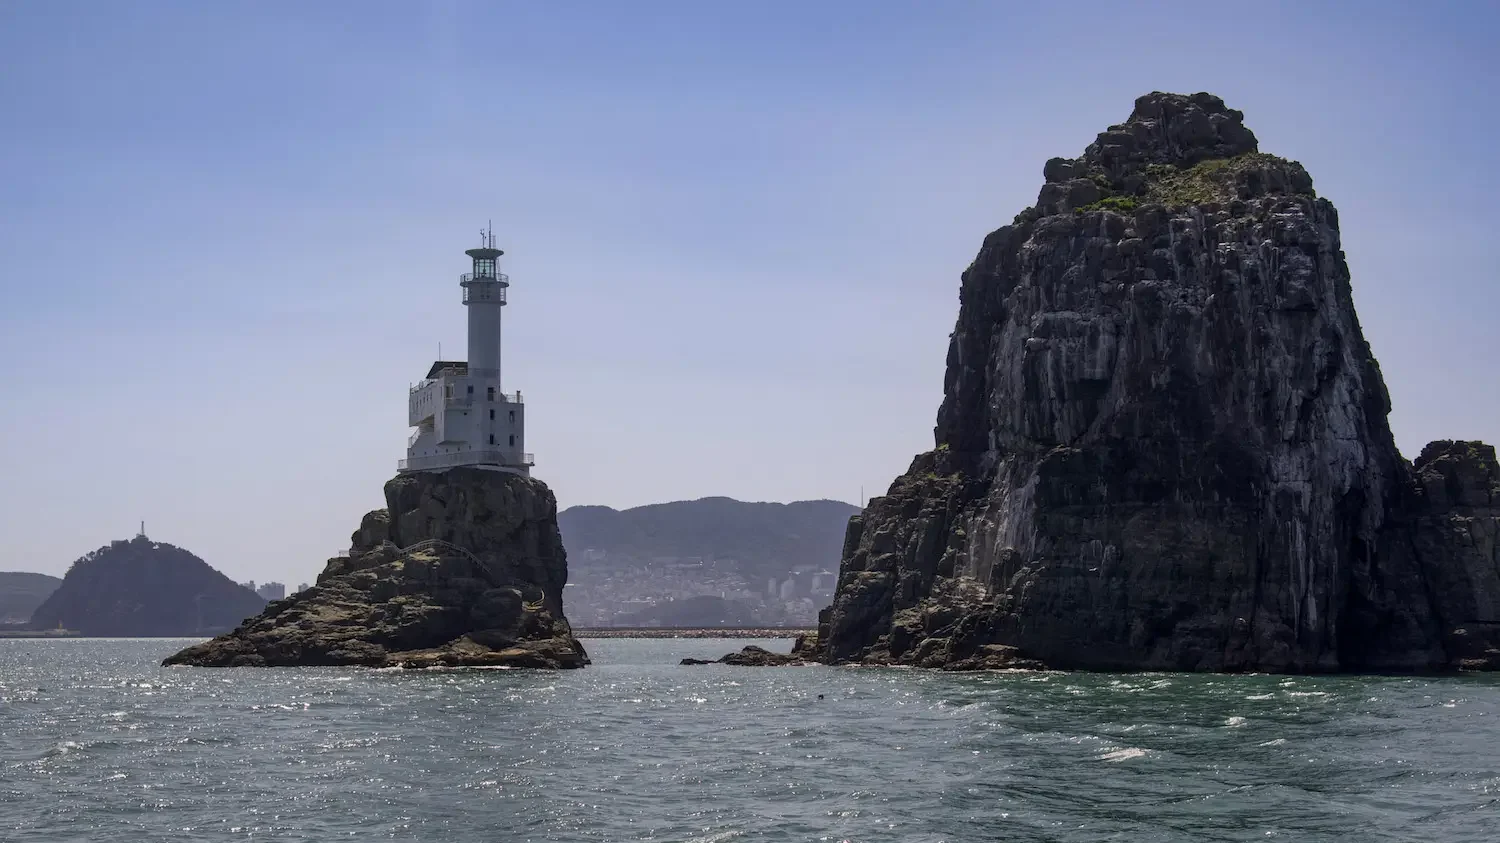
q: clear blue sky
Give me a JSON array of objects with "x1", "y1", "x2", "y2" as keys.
[{"x1": 2, "y1": 1, "x2": 1495, "y2": 587}]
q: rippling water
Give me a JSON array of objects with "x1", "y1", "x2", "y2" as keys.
[{"x1": 2, "y1": 638, "x2": 1498, "y2": 841}]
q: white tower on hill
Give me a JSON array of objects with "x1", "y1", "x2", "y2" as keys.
[{"x1": 399, "y1": 229, "x2": 532, "y2": 476}]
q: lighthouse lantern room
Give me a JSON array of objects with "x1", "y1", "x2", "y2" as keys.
[{"x1": 399, "y1": 229, "x2": 532, "y2": 475}]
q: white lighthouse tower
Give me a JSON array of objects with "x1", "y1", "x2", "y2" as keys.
[{"x1": 399, "y1": 229, "x2": 532, "y2": 475}]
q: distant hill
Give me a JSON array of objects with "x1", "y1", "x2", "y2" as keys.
[
  {"x1": 557, "y1": 497, "x2": 860, "y2": 580},
  {"x1": 28, "y1": 536, "x2": 266, "y2": 636},
  {"x1": 611, "y1": 595, "x2": 766, "y2": 628},
  {"x1": 0, "y1": 572, "x2": 62, "y2": 623}
]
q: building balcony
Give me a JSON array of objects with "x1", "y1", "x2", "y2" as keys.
[{"x1": 397, "y1": 450, "x2": 535, "y2": 473}]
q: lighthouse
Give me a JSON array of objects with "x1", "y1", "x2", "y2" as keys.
[{"x1": 399, "y1": 229, "x2": 532, "y2": 475}]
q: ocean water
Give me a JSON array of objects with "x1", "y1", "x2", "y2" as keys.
[{"x1": 1, "y1": 639, "x2": 1497, "y2": 842}]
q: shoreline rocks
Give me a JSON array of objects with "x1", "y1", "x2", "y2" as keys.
[{"x1": 163, "y1": 468, "x2": 588, "y2": 669}]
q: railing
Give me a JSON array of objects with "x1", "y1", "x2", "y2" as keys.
[
  {"x1": 398, "y1": 450, "x2": 535, "y2": 472},
  {"x1": 462, "y1": 284, "x2": 507, "y2": 304},
  {"x1": 394, "y1": 539, "x2": 485, "y2": 571},
  {"x1": 459, "y1": 272, "x2": 509, "y2": 285},
  {"x1": 411, "y1": 366, "x2": 494, "y2": 394},
  {"x1": 438, "y1": 391, "x2": 522, "y2": 405}
]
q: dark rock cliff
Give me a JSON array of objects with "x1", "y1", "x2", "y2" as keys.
[
  {"x1": 29, "y1": 538, "x2": 264, "y2": 636},
  {"x1": 164, "y1": 468, "x2": 587, "y2": 668},
  {"x1": 815, "y1": 92, "x2": 1500, "y2": 673}
]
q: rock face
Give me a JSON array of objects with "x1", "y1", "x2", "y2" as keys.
[
  {"x1": 29, "y1": 538, "x2": 264, "y2": 636},
  {"x1": 164, "y1": 468, "x2": 587, "y2": 668},
  {"x1": 816, "y1": 92, "x2": 1500, "y2": 673}
]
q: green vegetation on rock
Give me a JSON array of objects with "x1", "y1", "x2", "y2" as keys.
[
  {"x1": 1074, "y1": 195, "x2": 1140, "y2": 215},
  {"x1": 1141, "y1": 152, "x2": 1309, "y2": 207}
]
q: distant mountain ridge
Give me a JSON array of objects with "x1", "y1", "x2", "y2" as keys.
[
  {"x1": 558, "y1": 496, "x2": 859, "y2": 580},
  {"x1": 0, "y1": 572, "x2": 62, "y2": 623},
  {"x1": 29, "y1": 536, "x2": 265, "y2": 636}
]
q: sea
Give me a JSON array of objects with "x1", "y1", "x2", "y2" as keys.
[{"x1": 1, "y1": 638, "x2": 1497, "y2": 842}]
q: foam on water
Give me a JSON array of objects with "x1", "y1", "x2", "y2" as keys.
[{"x1": 1, "y1": 638, "x2": 1498, "y2": 842}]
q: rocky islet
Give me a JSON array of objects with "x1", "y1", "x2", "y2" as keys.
[
  {"x1": 164, "y1": 468, "x2": 587, "y2": 669},
  {"x1": 801, "y1": 91, "x2": 1500, "y2": 674}
]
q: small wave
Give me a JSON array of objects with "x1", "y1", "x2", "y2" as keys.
[
  {"x1": 684, "y1": 831, "x2": 744, "y2": 843},
  {"x1": 1225, "y1": 716, "x2": 1247, "y2": 727},
  {"x1": 1258, "y1": 738, "x2": 1287, "y2": 747},
  {"x1": 1097, "y1": 747, "x2": 1149, "y2": 762}
]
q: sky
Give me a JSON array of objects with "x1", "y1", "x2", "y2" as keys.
[{"x1": 1, "y1": 0, "x2": 1496, "y2": 587}]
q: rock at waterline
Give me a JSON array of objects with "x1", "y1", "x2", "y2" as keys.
[
  {"x1": 163, "y1": 468, "x2": 587, "y2": 669},
  {"x1": 684, "y1": 635, "x2": 822, "y2": 666},
  {"x1": 680, "y1": 646, "x2": 812, "y2": 667},
  {"x1": 800, "y1": 91, "x2": 1500, "y2": 674}
]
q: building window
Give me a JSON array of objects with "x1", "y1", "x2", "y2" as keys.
[
  {"x1": 508, "y1": 435, "x2": 515, "y2": 446},
  {"x1": 474, "y1": 258, "x2": 495, "y2": 277},
  {"x1": 489, "y1": 409, "x2": 495, "y2": 420},
  {"x1": 487, "y1": 387, "x2": 495, "y2": 401},
  {"x1": 488, "y1": 434, "x2": 494, "y2": 445},
  {"x1": 508, "y1": 410, "x2": 515, "y2": 423},
  {"x1": 467, "y1": 385, "x2": 473, "y2": 395}
]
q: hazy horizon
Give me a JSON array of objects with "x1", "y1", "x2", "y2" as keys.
[{"x1": 3, "y1": 1, "x2": 1495, "y2": 586}]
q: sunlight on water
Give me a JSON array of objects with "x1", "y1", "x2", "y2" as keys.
[{"x1": 1, "y1": 638, "x2": 1498, "y2": 841}]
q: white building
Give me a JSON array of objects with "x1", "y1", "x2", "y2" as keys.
[
  {"x1": 778, "y1": 578, "x2": 797, "y2": 601},
  {"x1": 400, "y1": 230, "x2": 532, "y2": 476}
]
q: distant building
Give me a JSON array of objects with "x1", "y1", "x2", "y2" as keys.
[
  {"x1": 778, "y1": 578, "x2": 797, "y2": 601},
  {"x1": 256, "y1": 582, "x2": 286, "y2": 601},
  {"x1": 240, "y1": 581, "x2": 256, "y2": 592},
  {"x1": 295, "y1": 583, "x2": 310, "y2": 594}
]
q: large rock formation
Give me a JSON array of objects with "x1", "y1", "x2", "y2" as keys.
[
  {"x1": 164, "y1": 468, "x2": 587, "y2": 668},
  {"x1": 29, "y1": 538, "x2": 264, "y2": 636},
  {"x1": 815, "y1": 92, "x2": 1500, "y2": 673}
]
